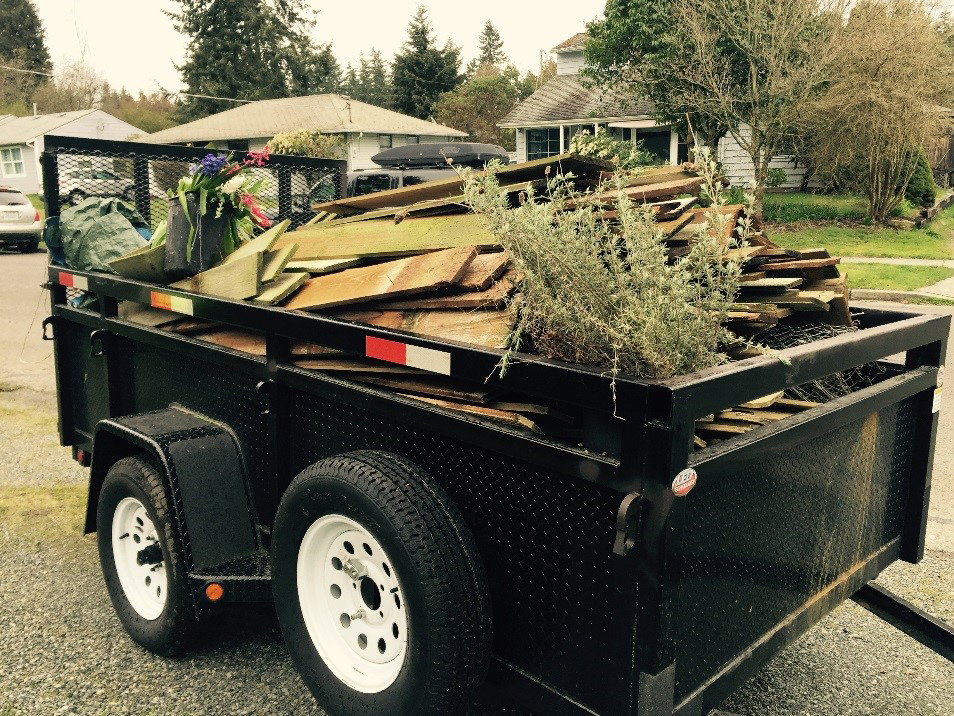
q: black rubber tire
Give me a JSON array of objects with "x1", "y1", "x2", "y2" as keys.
[
  {"x1": 272, "y1": 450, "x2": 491, "y2": 716},
  {"x1": 96, "y1": 456, "x2": 199, "y2": 656}
]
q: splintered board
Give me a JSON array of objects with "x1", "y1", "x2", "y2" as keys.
[
  {"x1": 252, "y1": 272, "x2": 309, "y2": 305},
  {"x1": 283, "y1": 246, "x2": 477, "y2": 310},
  {"x1": 280, "y1": 214, "x2": 498, "y2": 260},
  {"x1": 293, "y1": 357, "x2": 426, "y2": 374},
  {"x1": 192, "y1": 328, "x2": 266, "y2": 355},
  {"x1": 455, "y1": 251, "x2": 511, "y2": 291},
  {"x1": 261, "y1": 244, "x2": 297, "y2": 282},
  {"x1": 312, "y1": 152, "x2": 614, "y2": 215},
  {"x1": 397, "y1": 393, "x2": 542, "y2": 433},
  {"x1": 332, "y1": 308, "x2": 513, "y2": 349},
  {"x1": 170, "y1": 252, "x2": 262, "y2": 300},
  {"x1": 108, "y1": 242, "x2": 167, "y2": 282},
  {"x1": 367, "y1": 272, "x2": 516, "y2": 310},
  {"x1": 348, "y1": 374, "x2": 498, "y2": 403},
  {"x1": 225, "y1": 219, "x2": 289, "y2": 263},
  {"x1": 566, "y1": 177, "x2": 706, "y2": 209}
]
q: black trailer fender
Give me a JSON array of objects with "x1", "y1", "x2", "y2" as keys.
[{"x1": 85, "y1": 406, "x2": 257, "y2": 572}]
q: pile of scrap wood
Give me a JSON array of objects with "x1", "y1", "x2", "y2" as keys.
[{"x1": 118, "y1": 152, "x2": 855, "y2": 447}]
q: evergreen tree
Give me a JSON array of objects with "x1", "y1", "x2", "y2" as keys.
[
  {"x1": 390, "y1": 6, "x2": 463, "y2": 119},
  {"x1": 475, "y1": 21, "x2": 507, "y2": 67},
  {"x1": 167, "y1": 0, "x2": 340, "y2": 120},
  {"x1": 0, "y1": 0, "x2": 51, "y2": 103},
  {"x1": 363, "y1": 50, "x2": 391, "y2": 108},
  {"x1": 434, "y1": 65, "x2": 532, "y2": 150}
]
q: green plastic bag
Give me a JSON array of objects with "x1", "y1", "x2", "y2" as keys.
[{"x1": 60, "y1": 198, "x2": 149, "y2": 273}]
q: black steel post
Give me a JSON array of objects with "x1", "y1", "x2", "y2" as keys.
[
  {"x1": 278, "y1": 167, "x2": 292, "y2": 222},
  {"x1": 133, "y1": 155, "x2": 151, "y2": 225},
  {"x1": 40, "y1": 150, "x2": 61, "y2": 220},
  {"x1": 852, "y1": 582, "x2": 954, "y2": 662}
]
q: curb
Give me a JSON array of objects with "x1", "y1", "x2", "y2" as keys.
[{"x1": 850, "y1": 288, "x2": 954, "y2": 303}]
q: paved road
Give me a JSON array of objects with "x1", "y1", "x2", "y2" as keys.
[{"x1": 0, "y1": 251, "x2": 951, "y2": 715}]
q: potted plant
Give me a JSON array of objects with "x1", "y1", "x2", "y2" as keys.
[{"x1": 165, "y1": 148, "x2": 272, "y2": 279}]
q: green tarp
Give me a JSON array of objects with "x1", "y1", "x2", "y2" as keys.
[{"x1": 51, "y1": 198, "x2": 149, "y2": 273}]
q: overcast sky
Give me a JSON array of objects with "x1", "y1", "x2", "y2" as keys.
[{"x1": 30, "y1": 1, "x2": 606, "y2": 97}]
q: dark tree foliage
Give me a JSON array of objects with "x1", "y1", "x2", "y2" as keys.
[
  {"x1": 434, "y1": 65, "x2": 533, "y2": 149},
  {"x1": 167, "y1": 0, "x2": 340, "y2": 120},
  {"x1": 390, "y1": 6, "x2": 463, "y2": 119},
  {"x1": 343, "y1": 50, "x2": 391, "y2": 108},
  {"x1": 584, "y1": 0, "x2": 728, "y2": 151},
  {"x1": 466, "y1": 20, "x2": 507, "y2": 75},
  {"x1": 0, "y1": 0, "x2": 51, "y2": 96}
]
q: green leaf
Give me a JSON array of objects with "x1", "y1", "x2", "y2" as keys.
[{"x1": 149, "y1": 219, "x2": 167, "y2": 248}]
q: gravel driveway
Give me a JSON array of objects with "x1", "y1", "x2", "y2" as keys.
[{"x1": 0, "y1": 252, "x2": 951, "y2": 715}]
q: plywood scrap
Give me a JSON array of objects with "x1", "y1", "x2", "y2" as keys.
[
  {"x1": 170, "y1": 252, "x2": 262, "y2": 300},
  {"x1": 252, "y1": 272, "x2": 309, "y2": 305},
  {"x1": 108, "y1": 242, "x2": 166, "y2": 283},
  {"x1": 398, "y1": 393, "x2": 542, "y2": 432},
  {"x1": 282, "y1": 214, "x2": 497, "y2": 260},
  {"x1": 286, "y1": 257, "x2": 361, "y2": 274},
  {"x1": 333, "y1": 308, "x2": 512, "y2": 348},
  {"x1": 261, "y1": 244, "x2": 297, "y2": 282},
  {"x1": 283, "y1": 246, "x2": 477, "y2": 310}
]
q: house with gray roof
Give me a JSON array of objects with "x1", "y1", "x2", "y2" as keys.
[
  {"x1": 147, "y1": 94, "x2": 467, "y2": 171},
  {"x1": 499, "y1": 33, "x2": 688, "y2": 165},
  {"x1": 0, "y1": 109, "x2": 142, "y2": 193}
]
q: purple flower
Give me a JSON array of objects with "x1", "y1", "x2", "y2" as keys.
[{"x1": 198, "y1": 153, "x2": 227, "y2": 176}]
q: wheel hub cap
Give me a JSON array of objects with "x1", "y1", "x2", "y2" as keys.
[
  {"x1": 111, "y1": 497, "x2": 167, "y2": 620},
  {"x1": 297, "y1": 515, "x2": 408, "y2": 693}
]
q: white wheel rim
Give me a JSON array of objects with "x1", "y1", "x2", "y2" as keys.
[
  {"x1": 111, "y1": 497, "x2": 167, "y2": 620},
  {"x1": 297, "y1": 514, "x2": 408, "y2": 693}
]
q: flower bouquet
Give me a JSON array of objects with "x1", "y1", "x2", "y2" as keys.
[{"x1": 164, "y1": 148, "x2": 272, "y2": 279}]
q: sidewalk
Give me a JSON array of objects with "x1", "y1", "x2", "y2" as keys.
[{"x1": 840, "y1": 256, "x2": 954, "y2": 298}]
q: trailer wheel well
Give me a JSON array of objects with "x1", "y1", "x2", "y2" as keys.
[{"x1": 84, "y1": 431, "x2": 157, "y2": 534}]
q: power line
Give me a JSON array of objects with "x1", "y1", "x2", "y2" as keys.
[{"x1": 0, "y1": 64, "x2": 53, "y2": 77}]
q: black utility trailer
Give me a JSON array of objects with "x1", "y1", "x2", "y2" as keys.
[{"x1": 44, "y1": 260, "x2": 954, "y2": 715}]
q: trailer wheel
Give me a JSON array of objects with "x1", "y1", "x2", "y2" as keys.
[
  {"x1": 96, "y1": 456, "x2": 198, "y2": 656},
  {"x1": 272, "y1": 451, "x2": 491, "y2": 715}
]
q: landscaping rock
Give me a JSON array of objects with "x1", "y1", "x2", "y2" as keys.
[{"x1": 887, "y1": 218, "x2": 916, "y2": 230}]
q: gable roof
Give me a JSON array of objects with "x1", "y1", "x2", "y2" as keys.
[
  {"x1": 552, "y1": 32, "x2": 588, "y2": 53},
  {"x1": 0, "y1": 109, "x2": 98, "y2": 145},
  {"x1": 147, "y1": 94, "x2": 467, "y2": 144},
  {"x1": 498, "y1": 75, "x2": 654, "y2": 128}
]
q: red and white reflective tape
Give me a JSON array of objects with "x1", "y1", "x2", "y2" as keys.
[
  {"x1": 57, "y1": 271, "x2": 88, "y2": 291},
  {"x1": 149, "y1": 291, "x2": 194, "y2": 315},
  {"x1": 365, "y1": 336, "x2": 451, "y2": 375}
]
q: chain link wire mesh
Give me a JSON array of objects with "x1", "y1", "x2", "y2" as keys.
[
  {"x1": 45, "y1": 139, "x2": 344, "y2": 232},
  {"x1": 759, "y1": 322, "x2": 888, "y2": 402}
]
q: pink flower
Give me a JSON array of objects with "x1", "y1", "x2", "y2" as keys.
[{"x1": 243, "y1": 146, "x2": 270, "y2": 168}]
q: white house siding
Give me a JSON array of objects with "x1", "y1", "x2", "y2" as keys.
[
  {"x1": 51, "y1": 110, "x2": 142, "y2": 142},
  {"x1": 556, "y1": 50, "x2": 585, "y2": 76},
  {"x1": 716, "y1": 126, "x2": 810, "y2": 190},
  {"x1": 515, "y1": 129, "x2": 526, "y2": 162},
  {"x1": 0, "y1": 143, "x2": 39, "y2": 194}
]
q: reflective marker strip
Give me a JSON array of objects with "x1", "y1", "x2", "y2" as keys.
[
  {"x1": 149, "y1": 291, "x2": 194, "y2": 315},
  {"x1": 366, "y1": 336, "x2": 451, "y2": 375},
  {"x1": 58, "y1": 272, "x2": 88, "y2": 291}
]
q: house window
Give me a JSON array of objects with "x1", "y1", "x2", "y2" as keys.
[
  {"x1": 526, "y1": 128, "x2": 560, "y2": 160},
  {"x1": 226, "y1": 140, "x2": 249, "y2": 151},
  {"x1": 379, "y1": 135, "x2": 393, "y2": 150},
  {"x1": 634, "y1": 129, "x2": 672, "y2": 165},
  {"x1": 406, "y1": 136, "x2": 419, "y2": 144},
  {"x1": 563, "y1": 124, "x2": 596, "y2": 151},
  {"x1": 1, "y1": 147, "x2": 25, "y2": 177}
]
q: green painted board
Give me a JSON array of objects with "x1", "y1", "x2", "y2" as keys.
[
  {"x1": 262, "y1": 244, "x2": 297, "y2": 282},
  {"x1": 107, "y1": 242, "x2": 167, "y2": 283},
  {"x1": 224, "y1": 219, "x2": 290, "y2": 263},
  {"x1": 252, "y1": 272, "x2": 309, "y2": 305},
  {"x1": 279, "y1": 213, "x2": 498, "y2": 260}
]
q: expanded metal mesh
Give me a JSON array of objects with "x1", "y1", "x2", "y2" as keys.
[
  {"x1": 759, "y1": 323, "x2": 887, "y2": 402},
  {"x1": 45, "y1": 142, "x2": 343, "y2": 231}
]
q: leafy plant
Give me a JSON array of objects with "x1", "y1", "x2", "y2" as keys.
[
  {"x1": 461, "y1": 148, "x2": 746, "y2": 380},
  {"x1": 168, "y1": 148, "x2": 272, "y2": 260},
  {"x1": 766, "y1": 168, "x2": 789, "y2": 188},
  {"x1": 569, "y1": 127, "x2": 658, "y2": 169},
  {"x1": 269, "y1": 131, "x2": 344, "y2": 158}
]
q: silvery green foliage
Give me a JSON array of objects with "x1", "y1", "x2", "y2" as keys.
[{"x1": 462, "y1": 149, "x2": 745, "y2": 380}]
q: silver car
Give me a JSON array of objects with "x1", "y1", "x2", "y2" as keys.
[
  {"x1": 60, "y1": 169, "x2": 134, "y2": 205},
  {"x1": 0, "y1": 186, "x2": 42, "y2": 252}
]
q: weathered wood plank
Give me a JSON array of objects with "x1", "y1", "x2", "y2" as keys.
[
  {"x1": 333, "y1": 307, "x2": 512, "y2": 348},
  {"x1": 261, "y1": 244, "x2": 297, "y2": 282},
  {"x1": 366, "y1": 271, "x2": 517, "y2": 310},
  {"x1": 398, "y1": 393, "x2": 542, "y2": 432},
  {"x1": 108, "y1": 242, "x2": 167, "y2": 282},
  {"x1": 286, "y1": 257, "x2": 361, "y2": 274},
  {"x1": 252, "y1": 272, "x2": 309, "y2": 305},
  {"x1": 455, "y1": 251, "x2": 511, "y2": 291},
  {"x1": 170, "y1": 252, "x2": 262, "y2": 300},
  {"x1": 284, "y1": 246, "x2": 477, "y2": 310},
  {"x1": 225, "y1": 219, "x2": 289, "y2": 263}
]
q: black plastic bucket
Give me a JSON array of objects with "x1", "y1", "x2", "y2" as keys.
[{"x1": 165, "y1": 193, "x2": 231, "y2": 280}]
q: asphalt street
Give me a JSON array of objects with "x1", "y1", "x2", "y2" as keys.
[{"x1": 0, "y1": 250, "x2": 951, "y2": 715}]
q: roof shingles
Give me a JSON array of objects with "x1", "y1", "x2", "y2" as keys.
[
  {"x1": 147, "y1": 94, "x2": 466, "y2": 144},
  {"x1": 0, "y1": 110, "x2": 97, "y2": 145},
  {"x1": 498, "y1": 75, "x2": 654, "y2": 127}
]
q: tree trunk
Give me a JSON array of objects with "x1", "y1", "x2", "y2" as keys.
[{"x1": 749, "y1": 157, "x2": 770, "y2": 223}]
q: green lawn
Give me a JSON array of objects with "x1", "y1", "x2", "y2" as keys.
[
  {"x1": 763, "y1": 192, "x2": 918, "y2": 223},
  {"x1": 27, "y1": 193, "x2": 44, "y2": 221},
  {"x1": 770, "y1": 206, "x2": 954, "y2": 259},
  {"x1": 843, "y1": 263, "x2": 954, "y2": 291}
]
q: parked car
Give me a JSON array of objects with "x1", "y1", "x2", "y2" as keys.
[
  {"x1": 346, "y1": 142, "x2": 510, "y2": 197},
  {"x1": 59, "y1": 169, "x2": 134, "y2": 205},
  {"x1": 0, "y1": 186, "x2": 41, "y2": 252}
]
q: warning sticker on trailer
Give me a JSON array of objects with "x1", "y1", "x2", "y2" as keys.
[
  {"x1": 671, "y1": 468, "x2": 697, "y2": 497},
  {"x1": 365, "y1": 336, "x2": 451, "y2": 375},
  {"x1": 149, "y1": 291, "x2": 194, "y2": 315}
]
